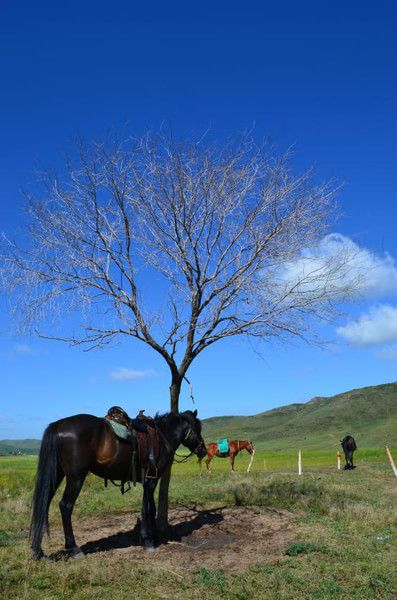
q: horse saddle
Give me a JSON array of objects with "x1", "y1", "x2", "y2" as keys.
[
  {"x1": 105, "y1": 406, "x2": 148, "y2": 436},
  {"x1": 104, "y1": 406, "x2": 159, "y2": 486}
]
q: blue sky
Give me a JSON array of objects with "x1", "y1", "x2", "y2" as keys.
[{"x1": 1, "y1": 0, "x2": 396, "y2": 438}]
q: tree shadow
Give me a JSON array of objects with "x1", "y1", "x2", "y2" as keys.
[
  {"x1": 167, "y1": 506, "x2": 225, "y2": 542},
  {"x1": 69, "y1": 506, "x2": 226, "y2": 555},
  {"x1": 80, "y1": 519, "x2": 142, "y2": 555}
]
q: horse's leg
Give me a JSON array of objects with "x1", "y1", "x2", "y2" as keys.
[
  {"x1": 349, "y1": 450, "x2": 353, "y2": 469},
  {"x1": 148, "y1": 479, "x2": 159, "y2": 545},
  {"x1": 59, "y1": 475, "x2": 87, "y2": 557},
  {"x1": 205, "y1": 454, "x2": 213, "y2": 472},
  {"x1": 230, "y1": 452, "x2": 236, "y2": 472},
  {"x1": 141, "y1": 478, "x2": 158, "y2": 550},
  {"x1": 343, "y1": 452, "x2": 348, "y2": 470}
]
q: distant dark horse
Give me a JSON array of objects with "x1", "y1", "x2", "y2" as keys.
[
  {"x1": 204, "y1": 440, "x2": 255, "y2": 472},
  {"x1": 30, "y1": 410, "x2": 206, "y2": 560},
  {"x1": 341, "y1": 435, "x2": 357, "y2": 470}
]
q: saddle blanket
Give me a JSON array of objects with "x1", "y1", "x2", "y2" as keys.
[
  {"x1": 217, "y1": 438, "x2": 229, "y2": 453},
  {"x1": 105, "y1": 418, "x2": 131, "y2": 441}
]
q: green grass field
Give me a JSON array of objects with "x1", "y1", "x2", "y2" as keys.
[{"x1": 1, "y1": 449, "x2": 397, "y2": 600}]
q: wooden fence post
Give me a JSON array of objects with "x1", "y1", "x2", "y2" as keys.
[
  {"x1": 386, "y1": 446, "x2": 397, "y2": 478},
  {"x1": 247, "y1": 449, "x2": 255, "y2": 473},
  {"x1": 298, "y1": 450, "x2": 302, "y2": 475}
]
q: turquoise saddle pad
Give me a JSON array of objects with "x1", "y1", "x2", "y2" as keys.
[
  {"x1": 217, "y1": 438, "x2": 229, "y2": 453},
  {"x1": 105, "y1": 418, "x2": 130, "y2": 441}
]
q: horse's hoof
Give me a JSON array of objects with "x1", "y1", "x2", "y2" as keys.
[
  {"x1": 142, "y1": 539, "x2": 157, "y2": 552},
  {"x1": 32, "y1": 550, "x2": 45, "y2": 561},
  {"x1": 70, "y1": 547, "x2": 85, "y2": 559}
]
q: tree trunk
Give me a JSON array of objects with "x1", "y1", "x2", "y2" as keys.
[{"x1": 156, "y1": 372, "x2": 182, "y2": 535}]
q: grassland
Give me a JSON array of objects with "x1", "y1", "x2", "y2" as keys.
[{"x1": 1, "y1": 448, "x2": 397, "y2": 600}]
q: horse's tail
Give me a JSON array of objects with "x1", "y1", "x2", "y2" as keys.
[{"x1": 30, "y1": 422, "x2": 61, "y2": 556}]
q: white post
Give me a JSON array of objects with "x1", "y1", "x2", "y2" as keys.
[
  {"x1": 247, "y1": 449, "x2": 255, "y2": 473},
  {"x1": 386, "y1": 446, "x2": 397, "y2": 479},
  {"x1": 298, "y1": 449, "x2": 302, "y2": 475},
  {"x1": 337, "y1": 451, "x2": 341, "y2": 470}
]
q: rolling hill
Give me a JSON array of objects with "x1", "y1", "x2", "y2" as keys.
[
  {"x1": 202, "y1": 382, "x2": 397, "y2": 450},
  {"x1": 1, "y1": 382, "x2": 396, "y2": 454},
  {"x1": 0, "y1": 439, "x2": 41, "y2": 455}
]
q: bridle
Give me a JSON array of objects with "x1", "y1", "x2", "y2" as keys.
[{"x1": 174, "y1": 424, "x2": 204, "y2": 463}]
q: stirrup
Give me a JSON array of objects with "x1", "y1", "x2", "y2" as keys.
[{"x1": 145, "y1": 466, "x2": 158, "y2": 479}]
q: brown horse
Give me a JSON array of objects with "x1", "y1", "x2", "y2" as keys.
[{"x1": 204, "y1": 440, "x2": 255, "y2": 472}]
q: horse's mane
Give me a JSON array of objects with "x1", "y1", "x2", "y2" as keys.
[
  {"x1": 153, "y1": 411, "x2": 180, "y2": 429},
  {"x1": 154, "y1": 411, "x2": 197, "y2": 431},
  {"x1": 154, "y1": 410, "x2": 196, "y2": 420},
  {"x1": 154, "y1": 411, "x2": 176, "y2": 421}
]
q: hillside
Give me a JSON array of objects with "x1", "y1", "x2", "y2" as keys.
[
  {"x1": 1, "y1": 382, "x2": 396, "y2": 454},
  {"x1": 0, "y1": 439, "x2": 41, "y2": 455},
  {"x1": 202, "y1": 382, "x2": 397, "y2": 450}
]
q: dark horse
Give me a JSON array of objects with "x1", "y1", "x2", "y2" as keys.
[
  {"x1": 341, "y1": 435, "x2": 357, "y2": 470},
  {"x1": 30, "y1": 409, "x2": 206, "y2": 560}
]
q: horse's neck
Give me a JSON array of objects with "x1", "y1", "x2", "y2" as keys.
[
  {"x1": 232, "y1": 440, "x2": 241, "y2": 452},
  {"x1": 237, "y1": 440, "x2": 248, "y2": 450},
  {"x1": 156, "y1": 414, "x2": 185, "y2": 451}
]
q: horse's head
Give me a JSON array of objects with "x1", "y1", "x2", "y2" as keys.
[
  {"x1": 179, "y1": 409, "x2": 207, "y2": 459},
  {"x1": 246, "y1": 441, "x2": 255, "y2": 453}
]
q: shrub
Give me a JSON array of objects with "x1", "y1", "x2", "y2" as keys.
[{"x1": 230, "y1": 477, "x2": 351, "y2": 515}]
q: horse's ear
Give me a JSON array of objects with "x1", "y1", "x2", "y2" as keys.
[{"x1": 193, "y1": 409, "x2": 198, "y2": 417}]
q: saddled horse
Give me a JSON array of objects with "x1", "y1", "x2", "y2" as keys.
[
  {"x1": 30, "y1": 409, "x2": 206, "y2": 560},
  {"x1": 204, "y1": 440, "x2": 255, "y2": 472},
  {"x1": 341, "y1": 435, "x2": 357, "y2": 470}
]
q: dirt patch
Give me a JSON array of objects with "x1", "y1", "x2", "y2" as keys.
[{"x1": 47, "y1": 507, "x2": 299, "y2": 572}]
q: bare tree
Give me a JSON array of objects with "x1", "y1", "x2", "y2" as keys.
[{"x1": 0, "y1": 131, "x2": 357, "y2": 529}]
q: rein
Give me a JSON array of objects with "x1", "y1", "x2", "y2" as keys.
[
  {"x1": 174, "y1": 425, "x2": 201, "y2": 463},
  {"x1": 151, "y1": 417, "x2": 201, "y2": 464},
  {"x1": 173, "y1": 450, "x2": 195, "y2": 463}
]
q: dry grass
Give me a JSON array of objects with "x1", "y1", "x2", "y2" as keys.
[{"x1": 1, "y1": 452, "x2": 397, "y2": 599}]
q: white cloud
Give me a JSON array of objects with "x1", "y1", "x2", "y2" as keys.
[
  {"x1": 278, "y1": 233, "x2": 397, "y2": 300},
  {"x1": 337, "y1": 305, "x2": 397, "y2": 347},
  {"x1": 109, "y1": 367, "x2": 157, "y2": 381}
]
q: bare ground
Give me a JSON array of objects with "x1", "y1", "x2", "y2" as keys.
[{"x1": 46, "y1": 507, "x2": 299, "y2": 572}]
